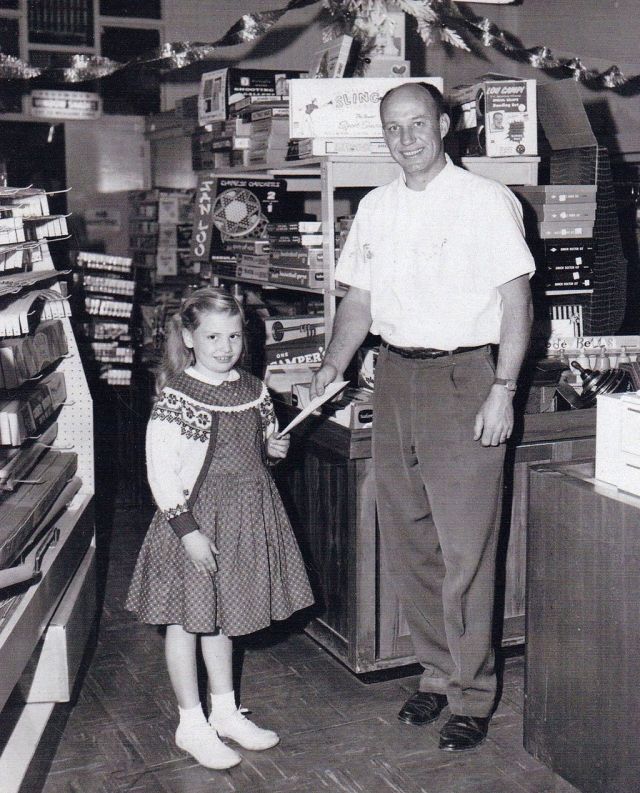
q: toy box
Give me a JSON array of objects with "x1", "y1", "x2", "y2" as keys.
[
  {"x1": 449, "y1": 79, "x2": 537, "y2": 157},
  {"x1": 289, "y1": 76, "x2": 443, "y2": 139}
]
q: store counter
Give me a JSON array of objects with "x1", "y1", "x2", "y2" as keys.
[
  {"x1": 276, "y1": 402, "x2": 596, "y2": 675},
  {"x1": 525, "y1": 459, "x2": 640, "y2": 793}
]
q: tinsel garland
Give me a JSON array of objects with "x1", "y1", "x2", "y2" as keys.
[{"x1": 0, "y1": 0, "x2": 638, "y2": 95}]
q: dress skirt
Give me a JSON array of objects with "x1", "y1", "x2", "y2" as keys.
[{"x1": 126, "y1": 402, "x2": 314, "y2": 636}]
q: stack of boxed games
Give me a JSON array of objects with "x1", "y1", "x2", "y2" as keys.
[
  {"x1": 512, "y1": 184, "x2": 597, "y2": 295},
  {"x1": 267, "y1": 218, "x2": 329, "y2": 290},
  {"x1": 263, "y1": 313, "x2": 325, "y2": 398},
  {"x1": 198, "y1": 67, "x2": 305, "y2": 125}
]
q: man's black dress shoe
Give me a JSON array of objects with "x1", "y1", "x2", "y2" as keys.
[
  {"x1": 438, "y1": 714, "x2": 490, "y2": 751},
  {"x1": 397, "y1": 692, "x2": 448, "y2": 726}
]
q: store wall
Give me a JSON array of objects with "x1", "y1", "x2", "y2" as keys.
[
  {"x1": 426, "y1": 0, "x2": 640, "y2": 160},
  {"x1": 160, "y1": 0, "x2": 326, "y2": 110},
  {"x1": 65, "y1": 116, "x2": 149, "y2": 256}
]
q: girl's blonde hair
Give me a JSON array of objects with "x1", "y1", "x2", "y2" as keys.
[{"x1": 155, "y1": 286, "x2": 245, "y2": 396}]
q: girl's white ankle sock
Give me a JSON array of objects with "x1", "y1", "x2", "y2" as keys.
[
  {"x1": 210, "y1": 691, "x2": 237, "y2": 719},
  {"x1": 179, "y1": 703, "x2": 207, "y2": 728}
]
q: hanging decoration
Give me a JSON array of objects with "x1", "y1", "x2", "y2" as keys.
[{"x1": 0, "y1": 0, "x2": 638, "y2": 95}]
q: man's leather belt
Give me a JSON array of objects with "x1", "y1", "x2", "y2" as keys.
[{"x1": 381, "y1": 340, "x2": 486, "y2": 359}]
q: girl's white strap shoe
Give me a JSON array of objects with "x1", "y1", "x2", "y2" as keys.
[
  {"x1": 209, "y1": 709, "x2": 280, "y2": 751},
  {"x1": 175, "y1": 722, "x2": 242, "y2": 769}
]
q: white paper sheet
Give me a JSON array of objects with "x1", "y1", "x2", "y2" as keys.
[{"x1": 277, "y1": 381, "x2": 349, "y2": 436}]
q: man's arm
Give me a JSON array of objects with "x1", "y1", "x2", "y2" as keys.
[
  {"x1": 309, "y1": 286, "x2": 372, "y2": 398},
  {"x1": 474, "y1": 274, "x2": 533, "y2": 447}
]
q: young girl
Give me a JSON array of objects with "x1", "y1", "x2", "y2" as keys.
[{"x1": 126, "y1": 287, "x2": 314, "y2": 770}]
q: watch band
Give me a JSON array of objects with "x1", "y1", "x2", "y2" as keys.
[{"x1": 493, "y1": 377, "x2": 517, "y2": 392}]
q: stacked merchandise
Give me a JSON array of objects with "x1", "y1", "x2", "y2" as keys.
[
  {"x1": 512, "y1": 185, "x2": 597, "y2": 296},
  {"x1": 129, "y1": 188, "x2": 194, "y2": 284},
  {"x1": 0, "y1": 186, "x2": 81, "y2": 584},
  {"x1": 447, "y1": 78, "x2": 540, "y2": 186},
  {"x1": 192, "y1": 116, "x2": 250, "y2": 171},
  {"x1": 156, "y1": 190, "x2": 195, "y2": 279},
  {"x1": 262, "y1": 311, "x2": 325, "y2": 398},
  {"x1": 75, "y1": 251, "x2": 135, "y2": 387},
  {"x1": 195, "y1": 67, "x2": 305, "y2": 171},
  {"x1": 198, "y1": 67, "x2": 305, "y2": 126},
  {"x1": 247, "y1": 102, "x2": 291, "y2": 168},
  {"x1": 191, "y1": 176, "x2": 306, "y2": 283},
  {"x1": 267, "y1": 219, "x2": 327, "y2": 290}
]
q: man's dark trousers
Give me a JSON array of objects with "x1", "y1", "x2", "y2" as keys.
[{"x1": 373, "y1": 344, "x2": 505, "y2": 718}]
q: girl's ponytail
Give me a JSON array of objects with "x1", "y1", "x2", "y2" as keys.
[{"x1": 154, "y1": 312, "x2": 193, "y2": 396}]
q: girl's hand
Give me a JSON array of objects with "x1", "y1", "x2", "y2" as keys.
[
  {"x1": 181, "y1": 530, "x2": 219, "y2": 574},
  {"x1": 267, "y1": 432, "x2": 290, "y2": 460}
]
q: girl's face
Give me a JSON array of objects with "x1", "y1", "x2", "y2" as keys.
[{"x1": 182, "y1": 310, "x2": 243, "y2": 378}]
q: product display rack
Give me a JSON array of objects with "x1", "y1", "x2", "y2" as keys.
[{"x1": 0, "y1": 187, "x2": 95, "y2": 793}]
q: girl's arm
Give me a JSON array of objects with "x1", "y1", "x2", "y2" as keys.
[{"x1": 146, "y1": 411, "x2": 200, "y2": 538}]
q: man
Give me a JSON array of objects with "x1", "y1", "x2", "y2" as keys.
[{"x1": 310, "y1": 82, "x2": 534, "y2": 752}]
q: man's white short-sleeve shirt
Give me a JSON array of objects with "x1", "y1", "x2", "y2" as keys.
[{"x1": 335, "y1": 156, "x2": 536, "y2": 350}]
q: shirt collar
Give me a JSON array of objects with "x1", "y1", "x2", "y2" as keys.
[
  {"x1": 400, "y1": 153, "x2": 453, "y2": 192},
  {"x1": 185, "y1": 366, "x2": 240, "y2": 385}
]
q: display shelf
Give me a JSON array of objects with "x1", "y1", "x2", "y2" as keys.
[{"x1": 0, "y1": 187, "x2": 95, "y2": 792}]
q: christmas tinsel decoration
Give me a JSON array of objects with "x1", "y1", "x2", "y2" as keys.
[{"x1": 0, "y1": 0, "x2": 638, "y2": 95}]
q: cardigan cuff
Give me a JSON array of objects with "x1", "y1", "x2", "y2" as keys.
[{"x1": 168, "y1": 511, "x2": 200, "y2": 539}]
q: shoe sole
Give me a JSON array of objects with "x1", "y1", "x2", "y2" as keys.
[
  {"x1": 216, "y1": 734, "x2": 280, "y2": 751},
  {"x1": 176, "y1": 738, "x2": 242, "y2": 769},
  {"x1": 397, "y1": 712, "x2": 442, "y2": 726},
  {"x1": 439, "y1": 736, "x2": 486, "y2": 752}
]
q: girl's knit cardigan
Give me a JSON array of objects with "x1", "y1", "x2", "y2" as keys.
[{"x1": 146, "y1": 367, "x2": 278, "y2": 538}]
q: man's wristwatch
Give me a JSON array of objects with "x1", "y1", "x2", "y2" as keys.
[{"x1": 493, "y1": 377, "x2": 517, "y2": 392}]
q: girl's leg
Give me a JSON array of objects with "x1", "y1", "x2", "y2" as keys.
[
  {"x1": 200, "y1": 631, "x2": 233, "y2": 695},
  {"x1": 166, "y1": 624, "x2": 241, "y2": 770},
  {"x1": 204, "y1": 631, "x2": 280, "y2": 751},
  {"x1": 165, "y1": 623, "x2": 200, "y2": 708}
]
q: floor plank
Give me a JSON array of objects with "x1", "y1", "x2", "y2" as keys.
[{"x1": 23, "y1": 500, "x2": 581, "y2": 793}]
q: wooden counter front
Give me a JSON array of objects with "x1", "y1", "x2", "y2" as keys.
[
  {"x1": 525, "y1": 461, "x2": 640, "y2": 792},
  {"x1": 276, "y1": 403, "x2": 596, "y2": 674}
]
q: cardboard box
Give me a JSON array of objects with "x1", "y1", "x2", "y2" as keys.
[
  {"x1": 199, "y1": 68, "x2": 306, "y2": 124},
  {"x1": 269, "y1": 266, "x2": 325, "y2": 289},
  {"x1": 265, "y1": 340, "x2": 325, "y2": 367},
  {"x1": 512, "y1": 184, "x2": 597, "y2": 204},
  {"x1": 289, "y1": 76, "x2": 443, "y2": 139},
  {"x1": 537, "y1": 221, "x2": 594, "y2": 239},
  {"x1": 264, "y1": 315, "x2": 325, "y2": 345},
  {"x1": 449, "y1": 79, "x2": 537, "y2": 157},
  {"x1": 460, "y1": 156, "x2": 539, "y2": 185},
  {"x1": 521, "y1": 202, "x2": 596, "y2": 222},
  {"x1": 23, "y1": 545, "x2": 96, "y2": 703},
  {"x1": 291, "y1": 384, "x2": 373, "y2": 429},
  {"x1": 296, "y1": 137, "x2": 392, "y2": 157}
]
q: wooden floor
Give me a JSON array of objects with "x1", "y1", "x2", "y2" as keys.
[{"x1": 13, "y1": 487, "x2": 581, "y2": 793}]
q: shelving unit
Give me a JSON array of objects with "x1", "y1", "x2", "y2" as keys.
[
  {"x1": 209, "y1": 156, "x2": 401, "y2": 336},
  {"x1": 0, "y1": 187, "x2": 95, "y2": 793}
]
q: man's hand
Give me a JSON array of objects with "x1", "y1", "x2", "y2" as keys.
[
  {"x1": 473, "y1": 385, "x2": 515, "y2": 447},
  {"x1": 309, "y1": 362, "x2": 339, "y2": 400},
  {"x1": 182, "y1": 529, "x2": 219, "y2": 575}
]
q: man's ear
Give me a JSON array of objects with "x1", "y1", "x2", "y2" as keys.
[{"x1": 440, "y1": 113, "x2": 451, "y2": 140}]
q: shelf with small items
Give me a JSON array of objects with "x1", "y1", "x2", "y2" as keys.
[
  {"x1": 73, "y1": 251, "x2": 136, "y2": 388},
  {"x1": 0, "y1": 186, "x2": 96, "y2": 790}
]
